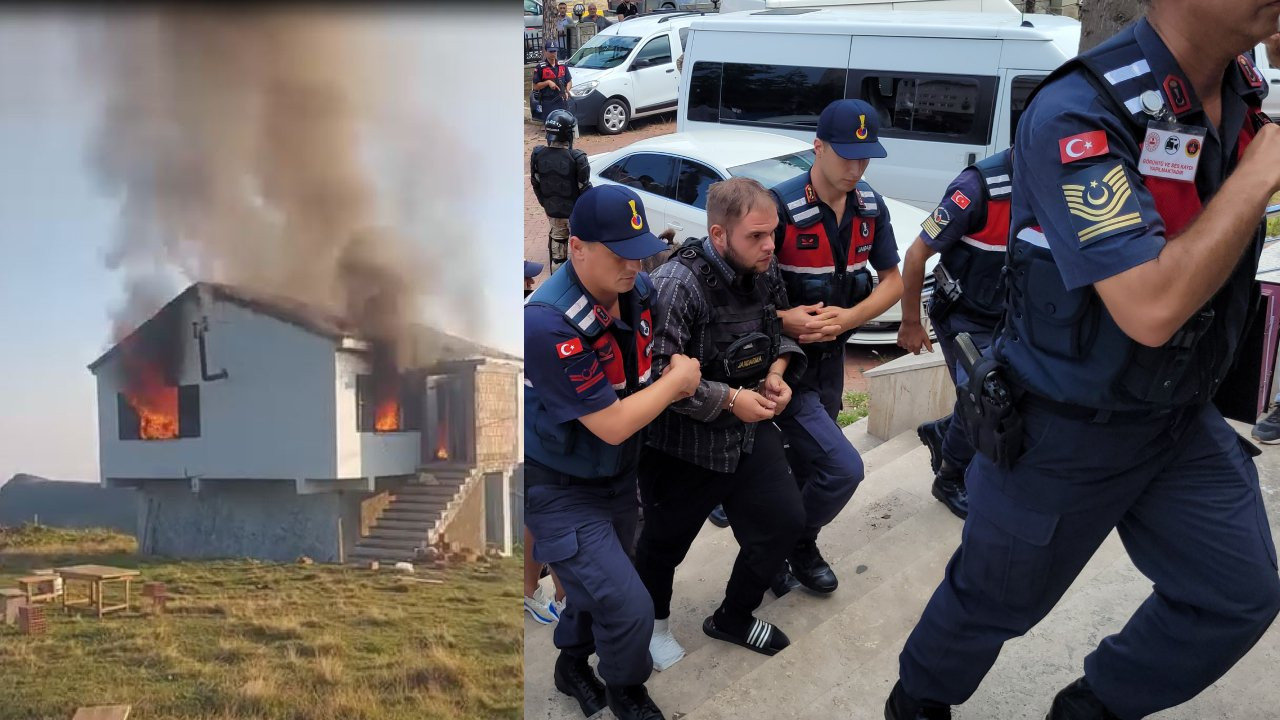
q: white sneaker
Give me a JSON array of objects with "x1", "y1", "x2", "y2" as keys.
[
  {"x1": 524, "y1": 585, "x2": 558, "y2": 625},
  {"x1": 649, "y1": 618, "x2": 687, "y2": 671},
  {"x1": 551, "y1": 596, "x2": 567, "y2": 619}
]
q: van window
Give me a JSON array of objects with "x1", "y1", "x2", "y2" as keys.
[
  {"x1": 601, "y1": 153, "x2": 679, "y2": 199},
  {"x1": 679, "y1": 27, "x2": 690, "y2": 51},
  {"x1": 634, "y1": 35, "x2": 672, "y2": 68},
  {"x1": 675, "y1": 159, "x2": 723, "y2": 209},
  {"x1": 688, "y1": 61, "x2": 723, "y2": 122},
  {"x1": 719, "y1": 63, "x2": 846, "y2": 128},
  {"x1": 1010, "y1": 75, "x2": 1045, "y2": 140},
  {"x1": 855, "y1": 73, "x2": 997, "y2": 145},
  {"x1": 570, "y1": 34, "x2": 641, "y2": 69}
]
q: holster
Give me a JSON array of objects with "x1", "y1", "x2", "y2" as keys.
[
  {"x1": 956, "y1": 352, "x2": 1026, "y2": 469},
  {"x1": 929, "y1": 263, "x2": 963, "y2": 322}
]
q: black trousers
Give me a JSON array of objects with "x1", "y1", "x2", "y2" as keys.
[{"x1": 634, "y1": 422, "x2": 805, "y2": 621}]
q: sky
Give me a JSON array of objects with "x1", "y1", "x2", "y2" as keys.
[{"x1": 0, "y1": 6, "x2": 522, "y2": 485}]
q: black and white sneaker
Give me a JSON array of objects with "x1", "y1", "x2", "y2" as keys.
[{"x1": 702, "y1": 614, "x2": 791, "y2": 656}]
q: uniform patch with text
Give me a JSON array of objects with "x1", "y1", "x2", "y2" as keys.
[
  {"x1": 921, "y1": 206, "x2": 951, "y2": 240},
  {"x1": 1061, "y1": 162, "x2": 1144, "y2": 246}
]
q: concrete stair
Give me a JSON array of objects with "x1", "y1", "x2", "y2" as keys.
[
  {"x1": 523, "y1": 418, "x2": 1280, "y2": 720},
  {"x1": 348, "y1": 468, "x2": 476, "y2": 565}
]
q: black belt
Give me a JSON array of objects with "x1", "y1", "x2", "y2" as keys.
[
  {"x1": 524, "y1": 460, "x2": 632, "y2": 487},
  {"x1": 1019, "y1": 391, "x2": 1171, "y2": 424}
]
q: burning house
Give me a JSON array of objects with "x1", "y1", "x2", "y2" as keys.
[{"x1": 89, "y1": 282, "x2": 522, "y2": 564}]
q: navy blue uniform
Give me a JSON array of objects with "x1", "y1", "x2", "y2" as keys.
[
  {"x1": 772, "y1": 173, "x2": 898, "y2": 539},
  {"x1": 532, "y1": 59, "x2": 572, "y2": 119},
  {"x1": 525, "y1": 261, "x2": 656, "y2": 688},
  {"x1": 898, "y1": 19, "x2": 1280, "y2": 718},
  {"x1": 921, "y1": 156, "x2": 1011, "y2": 470}
]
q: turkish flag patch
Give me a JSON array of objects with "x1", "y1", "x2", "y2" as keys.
[
  {"x1": 1059, "y1": 131, "x2": 1109, "y2": 164},
  {"x1": 950, "y1": 190, "x2": 971, "y2": 209},
  {"x1": 556, "y1": 337, "x2": 584, "y2": 358}
]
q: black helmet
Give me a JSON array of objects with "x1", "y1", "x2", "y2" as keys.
[{"x1": 545, "y1": 109, "x2": 577, "y2": 145}]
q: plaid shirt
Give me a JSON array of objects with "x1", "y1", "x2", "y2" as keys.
[{"x1": 645, "y1": 238, "x2": 806, "y2": 473}]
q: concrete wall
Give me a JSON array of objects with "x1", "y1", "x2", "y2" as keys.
[
  {"x1": 136, "y1": 479, "x2": 365, "y2": 562},
  {"x1": 334, "y1": 351, "x2": 422, "y2": 479},
  {"x1": 475, "y1": 361, "x2": 521, "y2": 473},
  {"x1": 97, "y1": 298, "x2": 340, "y2": 483},
  {"x1": 438, "y1": 477, "x2": 485, "y2": 553}
]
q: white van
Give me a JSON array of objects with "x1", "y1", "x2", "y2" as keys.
[
  {"x1": 718, "y1": 0, "x2": 1019, "y2": 14},
  {"x1": 677, "y1": 10, "x2": 1080, "y2": 208},
  {"x1": 1252, "y1": 39, "x2": 1280, "y2": 118},
  {"x1": 564, "y1": 12, "x2": 705, "y2": 134}
]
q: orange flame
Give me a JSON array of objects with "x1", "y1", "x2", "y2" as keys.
[
  {"x1": 375, "y1": 397, "x2": 400, "y2": 432},
  {"x1": 435, "y1": 419, "x2": 449, "y2": 461},
  {"x1": 126, "y1": 366, "x2": 179, "y2": 440}
]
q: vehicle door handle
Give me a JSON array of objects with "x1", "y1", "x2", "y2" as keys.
[
  {"x1": 966, "y1": 152, "x2": 977, "y2": 165},
  {"x1": 666, "y1": 68, "x2": 675, "y2": 73},
  {"x1": 667, "y1": 222, "x2": 683, "y2": 231},
  {"x1": 1271, "y1": 78, "x2": 1280, "y2": 85}
]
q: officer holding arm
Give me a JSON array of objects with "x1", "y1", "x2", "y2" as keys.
[
  {"x1": 888, "y1": 2, "x2": 1280, "y2": 718},
  {"x1": 525, "y1": 184, "x2": 701, "y2": 720},
  {"x1": 897, "y1": 149, "x2": 1014, "y2": 519},
  {"x1": 532, "y1": 42, "x2": 572, "y2": 119}
]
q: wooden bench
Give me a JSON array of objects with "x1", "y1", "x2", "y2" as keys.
[{"x1": 16, "y1": 575, "x2": 59, "y2": 604}]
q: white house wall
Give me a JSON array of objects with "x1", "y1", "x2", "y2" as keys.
[
  {"x1": 96, "y1": 298, "x2": 340, "y2": 483},
  {"x1": 334, "y1": 351, "x2": 421, "y2": 479}
]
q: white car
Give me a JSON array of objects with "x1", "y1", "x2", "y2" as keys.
[
  {"x1": 589, "y1": 128, "x2": 942, "y2": 344},
  {"x1": 565, "y1": 12, "x2": 702, "y2": 134}
]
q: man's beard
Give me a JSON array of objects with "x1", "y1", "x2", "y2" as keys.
[{"x1": 723, "y1": 242, "x2": 759, "y2": 290}]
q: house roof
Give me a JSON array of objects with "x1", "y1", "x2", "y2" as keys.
[{"x1": 87, "y1": 282, "x2": 520, "y2": 372}]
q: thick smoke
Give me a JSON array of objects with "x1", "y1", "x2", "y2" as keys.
[{"x1": 80, "y1": 8, "x2": 465, "y2": 371}]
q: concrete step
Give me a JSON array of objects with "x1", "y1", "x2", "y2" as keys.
[
  {"x1": 347, "y1": 546, "x2": 415, "y2": 563},
  {"x1": 382, "y1": 506, "x2": 446, "y2": 519},
  {"x1": 524, "y1": 430, "x2": 932, "y2": 720},
  {"x1": 397, "y1": 482, "x2": 464, "y2": 496},
  {"x1": 366, "y1": 528, "x2": 431, "y2": 541},
  {"x1": 355, "y1": 536, "x2": 424, "y2": 552},
  {"x1": 649, "y1": 445, "x2": 955, "y2": 717},
  {"x1": 375, "y1": 518, "x2": 439, "y2": 532},
  {"x1": 398, "y1": 485, "x2": 462, "y2": 499},
  {"x1": 386, "y1": 498, "x2": 450, "y2": 513}
]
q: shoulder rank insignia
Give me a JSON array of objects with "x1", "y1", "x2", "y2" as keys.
[{"x1": 1060, "y1": 162, "x2": 1144, "y2": 246}]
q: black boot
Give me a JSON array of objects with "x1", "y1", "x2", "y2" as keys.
[
  {"x1": 708, "y1": 504, "x2": 730, "y2": 528},
  {"x1": 931, "y1": 461, "x2": 968, "y2": 520},
  {"x1": 788, "y1": 538, "x2": 838, "y2": 594},
  {"x1": 917, "y1": 416, "x2": 949, "y2": 475},
  {"x1": 770, "y1": 564, "x2": 801, "y2": 598},
  {"x1": 553, "y1": 651, "x2": 607, "y2": 717},
  {"x1": 1045, "y1": 677, "x2": 1121, "y2": 719},
  {"x1": 884, "y1": 679, "x2": 952, "y2": 720},
  {"x1": 606, "y1": 683, "x2": 666, "y2": 720}
]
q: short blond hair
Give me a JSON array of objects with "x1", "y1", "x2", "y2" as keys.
[{"x1": 706, "y1": 177, "x2": 776, "y2": 236}]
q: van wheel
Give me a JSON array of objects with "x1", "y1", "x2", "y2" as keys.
[{"x1": 598, "y1": 98, "x2": 630, "y2": 135}]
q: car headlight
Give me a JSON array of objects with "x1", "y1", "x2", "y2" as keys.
[{"x1": 570, "y1": 81, "x2": 598, "y2": 97}]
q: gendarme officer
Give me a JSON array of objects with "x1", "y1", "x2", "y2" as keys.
[
  {"x1": 897, "y1": 148, "x2": 1015, "y2": 519},
  {"x1": 525, "y1": 184, "x2": 700, "y2": 720},
  {"x1": 889, "y1": 2, "x2": 1280, "y2": 718}
]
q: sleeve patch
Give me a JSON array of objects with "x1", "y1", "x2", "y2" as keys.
[
  {"x1": 556, "y1": 337, "x2": 584, "y2": 358},
  {"x1": 1058, "y1": 130, "x2": 1110, "y2": 164},
  {"x1": 921, "y1": 206, "x2": 951, "y2": 240},
  {"x1": 951, "y1": 190, "x2": 971, "y2": 209},
  {"x1": 565, "y1": 354, "x2": 606, "y2": 396},
  {"x1": 1061, "y1": 162, "x2": 1145, "y2": 246}
]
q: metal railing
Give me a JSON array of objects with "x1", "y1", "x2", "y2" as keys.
[{"x1": 524, "y1": 28, "x2": 544, "y2": 64}]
